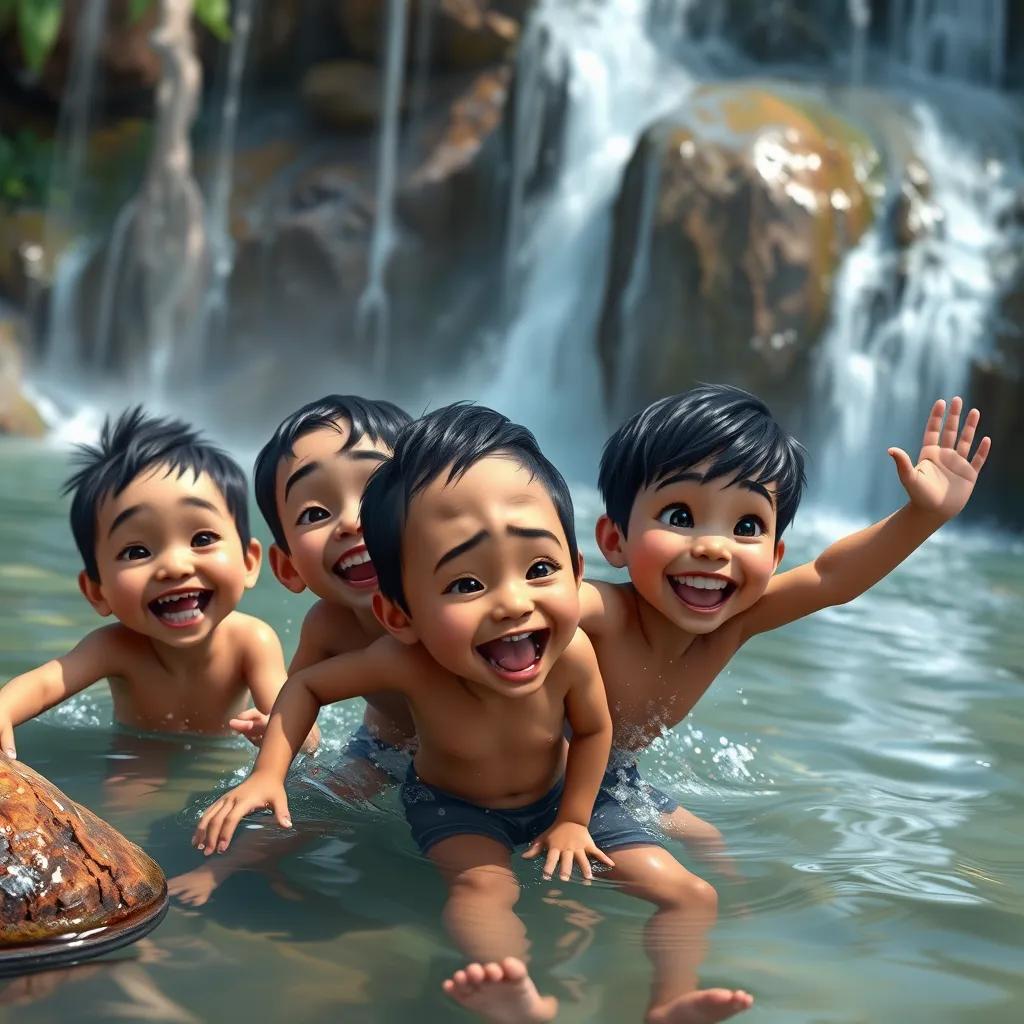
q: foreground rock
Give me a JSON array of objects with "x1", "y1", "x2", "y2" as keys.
[{"x1": 0, "y1": 754, "x2": 165, "y2": 948}]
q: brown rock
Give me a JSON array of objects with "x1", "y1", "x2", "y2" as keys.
[
  {"x1": 0, "y1": 322, "x2": 45, "y2": 438},
  {"x1": 598, "y1": 83, "x2": 878, "y2": 422},
  {"x1": 302, "y1": 60, "x2": 398, "y2": 130},
  {"x1": 0, "y1": 754, "x2": 165, "y2": 946}
]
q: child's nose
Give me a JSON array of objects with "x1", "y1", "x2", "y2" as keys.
[
  {"x1": 335, "y1": 503, "x2": 361, "y2": 537},
  {"x1": 156, "y1": 547, "x2": 194, "y2": 579},
  {"x1": 691, "y1": 534, "x2": 728, "y2": 560},
  {"x1": 491, "y1": 580, "x2": 534, "y2": 620}
]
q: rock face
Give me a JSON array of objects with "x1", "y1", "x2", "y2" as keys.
[
  {"x1": 598, "y1": 83, "x2": 878, "y2": 427},
  {"x1": 0, "y1": 322, "x2": 45, "y2": 438},
  {"x1": 0, "y1": 754, "x2": 165, "y2": 947}
]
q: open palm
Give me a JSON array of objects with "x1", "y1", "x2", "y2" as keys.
[{"x1": 888, "y1": 397, "x2": 991, "y2": 519}]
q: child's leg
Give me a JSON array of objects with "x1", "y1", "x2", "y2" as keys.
[
  {"x1": 429, "y1": 835, "x2": 557, "y2": 1023},
  {"x1": 658, "y1": 807, "x2": 740, "y2": 880},
  {"x1": 605, "y1": 845, "x2": 752, "y2": 1024}
]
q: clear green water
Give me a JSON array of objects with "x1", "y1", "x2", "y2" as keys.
[{"x1": 1, "y1": 441, "x2": 1022, "y2": 1023}]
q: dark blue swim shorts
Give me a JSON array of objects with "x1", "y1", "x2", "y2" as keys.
[
  {"x1": 601, "y1": 748, "x2": 680, "y2": 815},
  {"x1": 400, "y1": 767, "x2": 663, "y2": 856}
]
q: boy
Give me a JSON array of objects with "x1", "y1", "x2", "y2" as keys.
[
  {"x1": 0, "y1": 407, "x2": 288, "y2": 756},
  {"x1": 195, "y1": 405, "x2": 749, "y2": 1024},
  {"x1": 582, "y1": 385, "x2": 991, "y2": 844},
  {"x1": 170, "y1": 394, "x2": 411, "y2": 905}
]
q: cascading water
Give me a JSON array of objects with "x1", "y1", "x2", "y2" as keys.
[
  {"x1": 812, "y1": 101, "x2": 1024, "y2": 517},
  {"x1": 476, "y1": 0, "x2": 696, "y2": 479}
]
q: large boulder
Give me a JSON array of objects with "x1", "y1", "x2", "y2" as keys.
[
  {"x1": 0, "y1": 753, "x2": 165, "y2": 947},
  {"x1": 0, "y1": 321, "x2": 45, "y2": 438},
  {"x1": 598, "y1": 83, "x2": 878, "y2": 426}
]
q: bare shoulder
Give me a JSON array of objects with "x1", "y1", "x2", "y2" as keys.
[
  {"x1": 84, "y1": 623, "x2": 149, "y2": 664},
  {"x1": 222, "y1": 612, "x2": 283, "y2": 653},
  {"x1": 579, "y1": 578, "x2": 632, "y2": 637},
  {"x1": 301, "y1": 600, "x2": 365, "y2": 655},
  {"x1": 552, "y1": 628, "x2": 600, "y2": 685}
]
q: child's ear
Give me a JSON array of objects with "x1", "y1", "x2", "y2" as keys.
[
  {"x1": 575, "y1": 550, "x2": 585, "y2": 587},
  {"x1": 243, "y1": 538, "x2": 262, "y2": 589},
  {"x1": 773, "y1": 539, "x2": 785, "y2": 571},
  {"x1": 372, "y1": 593, "x2": 418, "y2": 645},
  {"x1": 78, "y1": 571, "x2": 111, "y2": 617},
  {"x1": 269, "y1": 544, "x2": 306, "y2": 594},
  {"x1": 595, "y1": 515, "x2": 627, "y2": 569}
]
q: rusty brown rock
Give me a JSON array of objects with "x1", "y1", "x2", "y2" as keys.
[
  {"x1": 0, "y1": 323, "x2": 45, "y2": 439},
  {"x1": 0, "y1": 754, "x2": 165, "y2": 946},
  {"x1": 598, "y1": 83, "x2": 878, "y2": 423}
]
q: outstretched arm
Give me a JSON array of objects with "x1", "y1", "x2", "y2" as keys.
[
  {"x1": 0, "y1": 628, "x2": 124, "y2": 758},
  {"x1": 739, "y1": 397, "x2": 991, "y2": 640},
  {"x1": 523, "y1": 631, "x2": 614, "y2": 880},
  {"x1": 194, "y1": 639, "x2": 404, "y2": 853}
]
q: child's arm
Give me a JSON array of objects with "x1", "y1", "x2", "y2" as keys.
[
  {"x1": 523, "y1": 631, "x2": 615, "y2": 880},
  {"x1": 229, "y1": 618, "x2": 321, "y2": 753},
  {"x1": 193, "y1": 639, "x2": 406, "y2": 854},
  {"x1": 739, "y1": 398, "x2": 991, "y2": 640},
  {"x1": 0, "y1": 627, "x2": 125, "y2": 758}
]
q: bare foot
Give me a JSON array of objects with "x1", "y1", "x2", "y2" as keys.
[
  {"x1": 648, "y1": 988, "x2": 753, "y2": 1024},
  {"x1": 442, "y1": 957, "x2": 557, "y2": 1023}
]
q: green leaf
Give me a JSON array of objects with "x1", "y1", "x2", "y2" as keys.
[
  {"x1": 17, "y1": 0, "x2": 63, "y2": 74},
  {"x1": 194, "y1": 0, "x2": 231, "y2": 41},
  {"x1": 129, "y1": 0, "x2": 152, "y2": 24}
]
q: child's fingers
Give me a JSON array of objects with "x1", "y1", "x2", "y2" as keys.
[
  {"x1": 228, "y1": 718, "x2": 254, "y2": 733},
  {"x1": 271, "y1": 793, "x2": 293, "y2": 830},
  {"x1": 921, "y1": 398, "x2": 946, "y2": 449},
  {"x1": 542, "y1": 847, "x2": 560, "y2": 879},
  {"x1": 589, "y1": 845, "x2": 615, "y2": 868},
  {"x1": 521, "y1": 841, "x2": 542, "y2": 860},
  {"x1": 193, "y1": 797, "x2": 230, "y2": 852},
  {"x1": 940, "y1": 396, "x2": 962, "y2": 448},
  {"x1": 955, "y1": 408, "x2": 980, "y2": 458},
  {"x1": 574, "y1": 850, "x2": 594, "y2": 881},
  {"x1": 971, "y1": 436, "x2": 992, "y2": 473},
  {"x1": 887, "y1": 448, "x2": 916, "y2": 489},
  {"x1": 1, "y1": 722, "x2": 15, "y2": 759}
]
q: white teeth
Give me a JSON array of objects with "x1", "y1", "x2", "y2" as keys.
[
  {"x1": 338, "y1": 550, "x2": 372, "y2": 571},
  {"x1": 674, "y1": 575, "x2": 728, "y2": 590},
  {"x1": 160, "y1": 608, "x2": 202, "y2": 624},
  {"x1": 155, "y1": 590, "x2": 202, "y2": 605},
  {"x1": 501, "y1": 632, "x2": 532, "y2": 643}
]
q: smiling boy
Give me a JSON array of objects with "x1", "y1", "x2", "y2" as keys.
[
  {"x1": 0, "y1": 408, "x2": 288, "y2": 755},
  {"x1": 581, "y1": 385, "x2": 991, "y2": 844},
  {"x1": 194, "y1": 405, "x2": 742, "y2": 1023}
]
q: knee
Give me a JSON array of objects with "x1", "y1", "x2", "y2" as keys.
[
  {"x1": 447, "y1": 869, "x2": 520, "y2": 911},
  {"x1": 680, "y1": 875, "x2": 718, "y2": 915}
]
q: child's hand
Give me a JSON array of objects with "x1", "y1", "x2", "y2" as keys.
[
  {"x1": 192, "y1": 772, "x2": 292, "y2": 856},
  {"x1": 0, "y1": 717, "x2": 16, "y2": 759},
  {"x1": 522, "y1": 821, "x2": 614, "y2": 881},
  {"x1": 889, "y1": 397, "x2": 991, "y2": 521},
  {"x1": 229, "y1": 710, "x2": 321, "y2": 754}
]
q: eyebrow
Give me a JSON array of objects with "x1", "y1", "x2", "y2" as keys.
[
  {"x1": 108, "y1": 495, "x2": 223, "y2": 538},
  {"x1": 284, "y1": 449, "x2": 388, "y2": 501},
  {"x1": 656, "y1": 471, "x2": 775, "y2": 507},
  {"x1": 108, "y1": 504, "x2": 146, "y2": 536},
  {"x1": 181, "y1": 496, "x2": 221, "y2": 514},
  {"x1": 433, "y1": 525, "x2": 563, "y2": 573},
  {"x1": 284, "y1": 461, "x2": 320, "y2": 500},
  {"x1": 507, "y1": 525, "x2": 561, "y2": 546}
]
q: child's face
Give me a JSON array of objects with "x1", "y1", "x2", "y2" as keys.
[
  {"x1": 271, "y1": 420, "x2": 391, "y2": 609},
  {"x1": 386, "y1": 455, "x2": 581, "y2": 698},
  {"x1": 599, "y1": 460, "x2": 784, "y2": 634},
  {"x1": 81, "y1": 465, "x2": 260, "y2": 646}
]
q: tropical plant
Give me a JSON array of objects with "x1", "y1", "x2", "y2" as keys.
[{"x1": 0, "y1": 0, "x2": 231, "y2": 75}]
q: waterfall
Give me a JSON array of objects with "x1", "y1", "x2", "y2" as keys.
[
  {"x1": 477, "y1": 0, "x2": 695, "y2": 479},
  {"x1": 812, "y1": 102, "x2": 1024, "y2": 517},
  {"x1": 355, "y1": 0, "x2": 409, "y2": 377},
  {"x1": 198, "y1": 0, "x2": 256, "y2": 353}
]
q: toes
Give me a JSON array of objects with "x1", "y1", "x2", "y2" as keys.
[
  {"x1": 500, "y1": 956, "x2": 528, "y2": 982},
  {"x1": 465, "y1": 963, "x2": 487, "y2": 985},
  {"x1": 483, "y1": 962, "x2": 504, "y2": 983}
]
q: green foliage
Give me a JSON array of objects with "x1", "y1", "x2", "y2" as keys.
[
  {"x1": 0, "y1": 0, "x2": 62, "y2": 74},
  {"x1": 0, "y1": 130, "x2": 51, "y2": 208},
  {"x1": 131, "y1": 0, "x2": 232, "y2": 41}
]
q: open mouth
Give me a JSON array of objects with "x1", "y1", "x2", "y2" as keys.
[
  {"x1": 148, "y1": 589, "x2": 212, "y2": 627},
  {"x1": 668, "y1": 574, "x2": 735, "y2": 613},
  {"x1": 475, "y1": 628, "x2": 550, "y2": 682},
  {"x1": 333, "y1": 547, "x2": 378, "y2": 589}
]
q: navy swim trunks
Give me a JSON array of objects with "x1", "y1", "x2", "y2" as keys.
[
  {"x1": 339, "y1": 722, "x2": 414, "y2": 782},
  {"x1": 401, "y1": 767, "x2": 663, "y2": 856},
  {"x1": 602, "y1": 747, "x2": 680, "y2": 816}
]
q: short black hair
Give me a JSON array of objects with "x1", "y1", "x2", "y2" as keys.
[
  {"x1": 64, "y1": 406, "x2": 252, "y2": 582},
  {"x1": 362, "y1": 403, "x2": 580, "y2": 615},
  {"x1": 599, "y1": 384, "x2": 807, "y2": 539},
  {"x1": 253, "y1": 395, "x2": 411, "y2": 551}
]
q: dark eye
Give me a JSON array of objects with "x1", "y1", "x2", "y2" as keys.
[
  {"x1": 192, "y1": 531, "x2": 219, "y2": 548},
  {"x1": 297, "y1": 506, "x2": 331, "y2": 526},
  {"x1": 734, "y1": 515, "x2": 765, "y2": 538},
  {"x1": 526, "y1": 559, "x2": 559, "y2": 580},
  {"x1": 444, "y1": 577, "x2": 484, "y2": 595},
  {"x1": 117, "y1": 544, "x2": 150, "y2": 562},
  {"x1": 657, "y1": 504, "x2": 693, "y2": 528}
]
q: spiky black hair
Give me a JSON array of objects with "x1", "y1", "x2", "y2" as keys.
[
  {"x1": 253, "y1": 395, "x2": 411, "y2": 551},
  {"x1": 599, "y1": 384, "x2": 807, "y2": 538},
  {"x1": 362, "y1": 403, "x2": 580, "y2": 615},
  {"x1": 64, "y1": 407, "x2": 251, "y2": 582}
]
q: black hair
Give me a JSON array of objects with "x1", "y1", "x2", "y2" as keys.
[
  {"x1": 599, "y1": 384, "x2": 807, "y2": 539},
  {"x1": 362, "y1": 403, "x2": 579, "y2": 615},
  {"x1": 64, "y1": 406, "x2": 252, "y2": 582},
  {"x1": 253, "y1": 395, "x2": 411, "y2": 551}
]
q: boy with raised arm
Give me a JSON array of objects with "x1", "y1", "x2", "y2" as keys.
[
  {"x1": 0, "y1": 408, "x2": 289, "y2": 756},
  {"x1": 170, "y1": 394, "x2": 411, "y2": 905},
  {"x1": 195, "y1": 405, "x2": 751, "y2": 1024},
  {"x1": 582, "y1": 385, "x2": 991, "y2": 847}
]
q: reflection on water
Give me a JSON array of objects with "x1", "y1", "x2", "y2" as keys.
[{"x1": 1, "y1": 444, "x2": 1022, "y2": 1022}]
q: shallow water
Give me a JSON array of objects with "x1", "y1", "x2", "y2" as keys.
[{"x1": 1, "y1": 441, "x2": 1022, "y2": 1023}]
